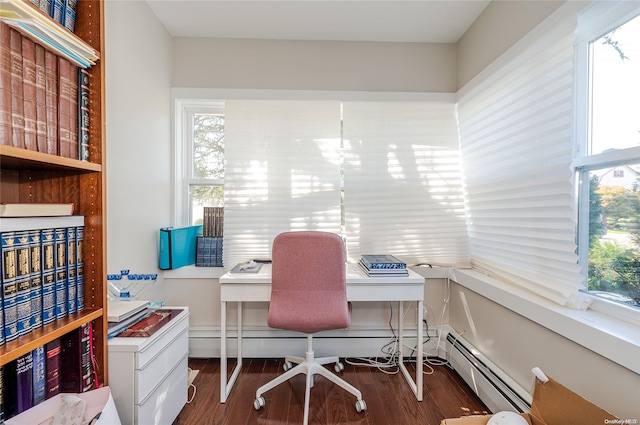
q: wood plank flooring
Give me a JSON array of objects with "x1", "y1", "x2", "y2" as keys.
[{"x1": 173, "y1": 357, "x2": 489, "y2": 425}]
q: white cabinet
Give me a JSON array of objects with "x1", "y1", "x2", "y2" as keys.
[{"x1": 108, "y1": 307, "x2": 189, "y2": 425}]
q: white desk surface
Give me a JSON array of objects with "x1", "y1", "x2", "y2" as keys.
[{"x1": 219, "y1": 263, "x2": 425, "y2": 302}]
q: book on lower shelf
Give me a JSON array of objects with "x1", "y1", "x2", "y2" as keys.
[
  {"x1": 60, "y1": 321, "x2": 94, "y2": 393},
  {"x1": 4, "y1": 350, "x2": 34, "y2": 417}
]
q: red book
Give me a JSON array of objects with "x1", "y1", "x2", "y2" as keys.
[
  {"x1": 0, "y1": 23, "x2": 11, "y2": 145},
  {"x1": 34, "y1": 44, "x2": 47, "y2": 153},
  {"x1": 21, "y1": 36, "x2": 37, "y2": 151},
  {"x1": 57, "y1": 56, "x2": 72, "y2": 158},
  {"x1": 44, "y1": 50, "x2": 58, "y2": 155},
  {"x1": 117, "y1": 309, "x2": 182, "y2": 338},
  {"x1": 9, "y1": 28, "x2": 24, "y2": 149},
  {"x1": 45, "y1": 338, "x2": 61, "y2": 399},
  {"x1": 60, "y1": 322, "x2": 94, "y2": 393}
]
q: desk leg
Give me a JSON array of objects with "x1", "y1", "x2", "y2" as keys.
[
  {"x1": 220, "y1": 300, "x2": 228, "y2": 402},
  {"x1": 222, "y1": 302, "x2": 244, "y2": 403},
  {"x1": 398, "y1": 300, "x2": 423, "y2": 401},
  {"x1": 417, "y1": 300, "x2": 423, "y2": 401}
]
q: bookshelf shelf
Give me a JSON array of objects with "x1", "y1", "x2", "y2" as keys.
[
  {"x1": 0, "y1": 308, "x2": 103, "y2": 365},
  {"x1": 0, "y1": 144, "x2": 102, "y2": 172}
]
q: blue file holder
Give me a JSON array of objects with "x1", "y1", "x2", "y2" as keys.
[{"x1": 158, "y1": 225, "x2": 203, "y2": 270}]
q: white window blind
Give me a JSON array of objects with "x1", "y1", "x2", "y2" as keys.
[
  {"x1": 343, "y1": 101, "x2": 470, "y2": 267},
  {"x1": 223, "y1": 100, "x2": 342, "y2": 268},
  {"x1": 456, "y1": 7, "x2": 589, "y2": 309}
]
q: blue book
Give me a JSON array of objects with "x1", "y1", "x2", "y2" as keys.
[
  {"x1": 41, "y1": 229, "x2": 56, "y2": 325},
  {"x1": 50, "y1": 0, "x2": 64, "y2": 25},
  {"x1": 15, "y1": 230, "x2": 33, "y2": 337},
  {"x1": 29, "y1": 230, "x2": 43, "y2": 330},
  {"x1": 32, "y1": 345, "x2": 46, "y2": 405},
  {"x1": 63, "y1": 0, "x2": 77, "y2": 32},
  {"x1": 2, "y1": 232, "x2": 19, "y2": 342},
  {"x1": 361, "y1": 254, "x2": 407, "y2": 269},
  {"x1": 66, "y1": 227, "x2": 77, "y2": 314},
  {"x1": 54, "y1": 228, "x2": 67, "y2": 320},
  {"x1": 76, "y1": 226, "x2": 84, "y2": 311}
]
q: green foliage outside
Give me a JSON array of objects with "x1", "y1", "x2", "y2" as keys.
[{"x1": 588, "y1": 173, "x2": 640, "y2": 305}]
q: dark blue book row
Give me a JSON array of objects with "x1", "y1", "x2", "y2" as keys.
[{"x1": 1, "y1": 220, "x2": 85, "y2": 346}]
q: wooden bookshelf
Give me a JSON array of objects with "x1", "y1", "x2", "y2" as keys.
[{"x1": 0, "y1": 0, "x2": 107, "y2": 389}]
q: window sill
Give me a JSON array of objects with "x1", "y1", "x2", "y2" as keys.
[
  {"x1": 449, "y1": 269, "x2": 640, "y2": 375},
  {"x1": 163, "y1": 265, "x2": 226, "y2": 279}
]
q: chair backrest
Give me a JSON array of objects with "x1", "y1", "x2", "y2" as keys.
[{"x1": 267, "y1": 231, "x2": 350, "y2": 334}]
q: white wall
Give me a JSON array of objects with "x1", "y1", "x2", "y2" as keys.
[
  {"x1": 173, "y1": 38, "x2": 456, "y2": 92},
  {"x1": 104, "y1": 0, "x2": 173, "y2": 302}
]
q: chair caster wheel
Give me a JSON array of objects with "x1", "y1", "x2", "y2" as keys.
[
  {"x1": 283, "y1": 361, "x2": 294, "y2": 371},
  {"x1": 334, "y1": 362, "x2": 345, "y2": 373},
  {"x1": 355, "y1": 399, "x2": 367, "y2": 413},
  {"x1": 254, "y1": 396, "x2": 265, "y2": 411}
]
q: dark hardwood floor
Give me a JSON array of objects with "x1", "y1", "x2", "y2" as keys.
[{"x1": 174, "y1": 357, "x2": 489, "y2": 425}]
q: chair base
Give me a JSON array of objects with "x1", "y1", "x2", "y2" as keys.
[{"x1": 254, "y1": 335, "x2": 366, "y2": 425}]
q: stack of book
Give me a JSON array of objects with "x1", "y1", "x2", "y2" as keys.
[
  {"x1": 358, "y1": 254, "x2": 408, "y2": 277},
  {"x1": 106, "y1": 299, "x2": 150, "y2": 339}
]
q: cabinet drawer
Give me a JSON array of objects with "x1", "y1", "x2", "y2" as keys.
[
  {"x1": 135, "y1": 327, "x2": 189, "y2": 402},
  {"x1": 136, "y1": 354, "x2": 188, "y2": 425},
  {"x1": 136, "y1": 311, "x2": 189, "y2": 369}
]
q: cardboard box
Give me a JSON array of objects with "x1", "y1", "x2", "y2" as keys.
[{"x1": 441, "y1": 374, "x2": 618, "y2": 425}]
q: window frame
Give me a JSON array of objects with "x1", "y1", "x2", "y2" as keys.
[
  {"x1": 173, "y1": 99, "x2": 225, "y2": 226},
  {"x1": 573, "y1": 2, "x2": 640, "y2": 324}
]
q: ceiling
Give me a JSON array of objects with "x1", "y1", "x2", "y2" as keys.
[{"x1": 144, "y1": 1, "x2": 491, "y2": 43}]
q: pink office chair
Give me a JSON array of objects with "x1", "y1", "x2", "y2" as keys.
[{"x1": 253, "y1": 231, "x2": 367, "y2": 424}]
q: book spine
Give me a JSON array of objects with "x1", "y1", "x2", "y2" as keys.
[
  {"x1": 29, "y1": 230, "x2": 43, "y2": 330},
  {"x1": 9, "y1": 28, "x2": 24, "y2": 149},
  {"x1": 50, "y1": 0, "x2": 64, "y2": 25},
  {"x1": 39, "y1": 0, "x2": 52, "y2": 15},
  {"x1": 15, "y1": 351, "x2": 34, "y2": 414},
  {"x1": 34, "y1": 44, "x2": 47, "y2": 153},
  {"x1": 32, "y1": 345, "x2": 46, "y2": 406},
  {"x1": 1, "y1": 232, "x2": 18, "y2": 342},
  {"x1": 0, "y1": 283, "x2": 4, "y2": 346},
  {"x1": 80, "y1": 322, "x2": 94, "y2": 391},
  {"x1": 45, "y1": 338, "x2": 61, "y2": 399},
  {"x1": 76, "y1": 226, "x2": 84, "y2": 311},
  {"x1": 57, "y1": 56, "x2": 72, "y2": 158},
  {"x1": 63, "y1": 0, "x2": 77, "y2": 33},
  {"x1": 78, "y1": 68, "x2": 89, "y2": 161},
  {"x1": 41, "y1": 229, "x2": 56, "y2": 324},
  {"x1": 66, "y1": 226, "x2": 77, "y2": 314},
  {"x1": 0, "y1": 364, "x2": 4, "y2": 422},
  {"x1": 44, "y1": 50, "x2": 58, "y2": 155},
  {"x1": 15, "y1": 230, "x2": 32, "y2": 337},
  {"x1": 54, "y1": 227, "x2": 67, "y2": 319},
  {"x1": 69, "y1": 62, "x2": 78, "y2": 159},
  {"x1": 21, "y1": 36, "x2": 37, "y2": 151},
  {"x1": 61, "y1": 323, "x2": 93, "y2": 393},
  {"x1": 0, "y1": 23, "x2": 11, "y2": 146}
]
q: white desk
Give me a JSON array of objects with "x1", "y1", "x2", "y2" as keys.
[{"x1": 219, "y1": 264, "x2": 425, "y2": 403}]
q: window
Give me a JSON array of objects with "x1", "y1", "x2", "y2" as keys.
[
  {"x1": 176, "y1": 101, "x2": 225, "y2": 226},
  {"x1": 575, "y1": 7, "x2": 640, "y2": 312}
]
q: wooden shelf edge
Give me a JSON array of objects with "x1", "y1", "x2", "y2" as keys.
[
  {"x1": 0, "y1": 308, "x2": 103, "y2": 365},
  {"x1": 0, "y1": 145, "x2": 101, "y2": 172}
]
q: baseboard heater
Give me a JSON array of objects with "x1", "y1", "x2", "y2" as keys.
[{"x1": 446, "y1": 333, "x2": 531, "y2": 413}]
